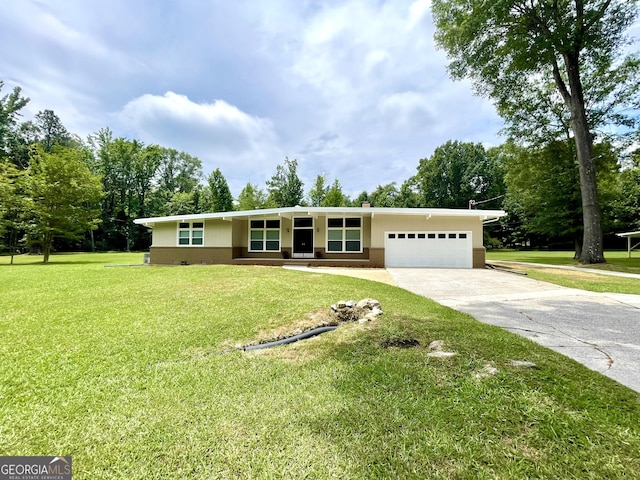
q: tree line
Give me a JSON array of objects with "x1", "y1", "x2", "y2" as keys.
[
  {"x1": 3, "y1": 0, "x2": 640, "y2": 265},
  {"x1": 1, "y1": 77, "x2": 638, "y2": 263}
]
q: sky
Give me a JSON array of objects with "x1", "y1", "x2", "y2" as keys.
[{"x1": 0, "y1": 0, "x2": 506, "y2": 198}]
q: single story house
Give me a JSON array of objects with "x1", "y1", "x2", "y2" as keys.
[{"x1": 134, "y1": 206, "x2": 506, "y2": 268}]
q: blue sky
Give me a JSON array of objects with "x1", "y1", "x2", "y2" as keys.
[{"x1": 1, "y1": 0, "x2": 507, "y2": 197}]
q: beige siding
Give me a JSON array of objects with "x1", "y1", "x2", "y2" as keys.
[
  {"x1": 370, "y1": 214, "x2": 483, "y2": 248},
  {"x1": 313, "y1": 215, "x2": 326, "y2": 248},
  {"x1": 152, "y1": 223, "x2": 177, "y2": 247},
  {"x1": 152, "y1": 220, "x2": 232, "y2": 247},
  {"x1": 204, "y1": 219, "x2": 232, "y2": 247},
  {"x1": 233, "y1": 220, "x2": 246, "y2": 248},
  {"x1": 281, "y1": 217, "x2": 293, "y2": 248},
  {"x1": 151, "y1": 212, "x2": 484, "y2": 261},
  {"x1": 363, "y1": 216, "x2": 372, "y2": 249}
]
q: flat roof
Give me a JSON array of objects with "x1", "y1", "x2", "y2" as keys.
[
  {"x1": 617, "y1": 231, "x2": 640, "y2": 238},
  {"x1": 134, "y1": 206, "x2": 507, "y2": 227}
]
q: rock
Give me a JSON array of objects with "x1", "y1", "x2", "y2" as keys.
[
  {"x1": 335, "y1": 300, "x2": 355, "y2": 309},
  {"x1": 331, "y1": 299, "x2": 384, "y2": 323},
  {"x1": 428, "y1": 340, "x2": 444, "y2": 351},
  {"x1": 356, "y1": 298, "x2": 381, "y2": 310},
  {"x1": 332, "y1": 306, "x2": 362, "y2": 323},
  {"x1": 474, "y1": 364, "x2": 499, "y2": 378},
  {"x1": 509, "y1": 360, "x2": 537, "y2": 368},
  {"x1": 427, "y1": 351, "x2": 457, "y2": 358}
]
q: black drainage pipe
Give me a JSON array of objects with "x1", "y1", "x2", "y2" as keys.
[
  {"x1": 486, "y1": 263, "x2": 528, "y2": 276},
  {"x1": 243, "y1": 326, "x2": 338, "y2": 351}
]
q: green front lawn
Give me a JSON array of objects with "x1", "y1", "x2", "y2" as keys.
[
  {"x1": 1, "y1": 253, "x2": 639, "y2": 479},
  {"x1": 486, "y1": 250, "x2": 640, "y2": 294},
  {"x1": 486, "y1": 249, "x2": 640, "y2": 272}
]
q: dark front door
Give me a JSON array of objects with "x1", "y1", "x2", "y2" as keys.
[{"x1": 293, "y1": 228, "x2": 313, "y2": 256}]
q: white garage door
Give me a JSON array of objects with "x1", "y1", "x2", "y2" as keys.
[{"x1": 384, "y1": 231, "x2": 473, "y2": 268}]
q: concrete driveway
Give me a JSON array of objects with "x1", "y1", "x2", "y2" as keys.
[{"x1": 387, "y1": 268, "x2": 640, "y2": 393}]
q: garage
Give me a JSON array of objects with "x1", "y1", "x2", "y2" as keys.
[{"x1": 384, "y1": 231, "x2": 473, "y2": 268}]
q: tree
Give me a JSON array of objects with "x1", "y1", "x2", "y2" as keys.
[
  {"x1": 27, "y1": 146, "x2": 103, "y2": 263},
  {"x1": 165, "y1": 192, "x2": 196, "y2": 216},
  {"x1": 431, "y1": 0, "x2": 640, "y2": 264},
  {"x1": 350, "y1": 191, "x2": 371, "y2": 207},
  {"x1": 237, "y1": 182, "x2": 268, "y2": 210},
  {"x1": 503, "y1": 139, "x2": 620, "y2": 252},
  {"x1": 88, "y1": 129, "x2": 203, "y2": 250},
  {"x1": 206, "y1": 168, "x2": 234, "y2": 212},
  {"x1": 396, "y1": 179, "x2": 422, "y2": 208},
  {"x1": 416, "y1": 141, "x2": 504, "y2": 208},
  {"x1": 266, "y1": 157, "x2": 305, "y2": 207},
  {"x1": 504, "y1": 141, "x2": 583, "y2": 248},
  {"x1": 89, "y1": 133, "x2": 144, "y2": 250},
  {"x1": 308, "y1": 174, "x2": 328, "y2": 206},
  {"x1": 322, "y1": 179, "x2": 348, "y2": 207},
  {"x1": 33, "y1": 110, "x2": 72, "y2": 152},
  {"x1": 0, "y1": 162, "x2": 30, "y2": 263},
  {"x1": 154, "y1": 148, "x2": 202, "y2": 201},
  {"x1": 369, "y1": 183, "x2": 400, "y2": 207},
  {"x1": 0, "y1": 81, "x2": 30, "y2": 167}
]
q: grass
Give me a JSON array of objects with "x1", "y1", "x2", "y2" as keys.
[
  {"x1": 1, "y1": 253, "x2": 640, "y2": 478},
  {"x1": 486, "y1": 250, "x2": 640, "y2": 294},
  {"x1": 486, "y1": 249, "x2": 640, "y2": 272}
]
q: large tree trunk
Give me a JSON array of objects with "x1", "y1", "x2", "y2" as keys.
[
  {"x1": 571, "y1": 111, "x2": 605, "y2": 264},
  {"x1": 9, "y1": 229, "x2": 16, "y2": 265},
  {"x1": 42, "y1": 231, "x2": 53, "y2": 264},
  {"x1": 563, "y1": 53, "x2": 606, "y2": 264}
]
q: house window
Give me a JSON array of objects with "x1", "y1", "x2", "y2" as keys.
[
  {"x1": 178, "y1": 222, "x2": 204, "y2": 246},
  {"x1": 327, "y1": 217, "x2": 362, "y2": 252},
  {"x1": 249, "y1": 219, "x2": 281, "y2": 251}
]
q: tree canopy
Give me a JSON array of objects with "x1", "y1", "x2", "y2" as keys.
[
  {"x1": 415, "y1": 141, "x2": 505, "y2": 209},
  {"x1": 432, "y1": 0, "x2": 640, "y2": 264},
  {"x1": 0, "y1": 81, "x2": 30, "y2": 167},
  {"x1": 266, "y1": 157, "x2": 305, "y2": 207},
  {"x1": 206, "y1": 168, "x2": 234, "y2": 212},
  {"x1": 27, "y1": 146, "x2": 103, "y2": 263}
]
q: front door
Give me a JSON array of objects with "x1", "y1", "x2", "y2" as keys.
[{"x1": 293, "y1": 217, "x2": 314, "y2": 258}]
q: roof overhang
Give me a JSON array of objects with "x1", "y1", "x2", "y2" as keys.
[
  {"x1": 133, "y1": 206, "x2": 507, "y2": 228},
  {"x1": 617, "y1": 231, "x2": 640, "y2": 238}
]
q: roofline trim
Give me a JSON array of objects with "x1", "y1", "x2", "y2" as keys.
[{"x1": 133, "y1": 206, "x2": 507, "y2": 226}]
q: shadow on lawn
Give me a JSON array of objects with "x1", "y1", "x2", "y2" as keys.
[{"x1": 0, "y1": 253, "x2": 125, "y2": 266}]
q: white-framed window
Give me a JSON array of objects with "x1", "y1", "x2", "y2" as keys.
[
  {"x1": 249, "y1": 219, "x2": 281, "y2": 252},
  {"x1": 178, "y1": 221, "x2": 204, "y2": 246},
  {"x1": 327, "y1": 217, "x2": 362, "y2": 252}
]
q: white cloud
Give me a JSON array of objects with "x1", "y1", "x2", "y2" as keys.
[
  {"x1": 1, "y1": 0, "x2": 508, "y2": 200},
  {"x1": 118, "y1": 92, "x2": 282, "y2": 194},
  {"x1": 377, "y1": 91, "x2": 436, "y2": 129},
  {"x1": 408, "y1": 0, "x2": 432, "y2": 29}
]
